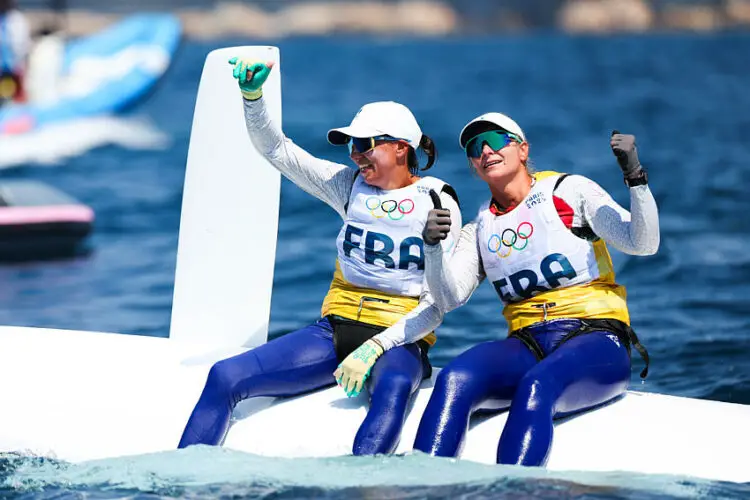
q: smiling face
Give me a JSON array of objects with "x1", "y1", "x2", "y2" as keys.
[
  {"x1": 349, "y1": 139, "x2": 412, "y2": 189},
  {"x1": 467, "y1": 131, "x2": 529, "y2": 185}
]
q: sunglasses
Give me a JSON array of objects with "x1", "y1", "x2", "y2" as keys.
[
  {"x1": 464, "y1": 130, "x2": 522, "y2": 159},
  {"x1": 348, "y1": 135, "x2": 404, "y2": 155}
]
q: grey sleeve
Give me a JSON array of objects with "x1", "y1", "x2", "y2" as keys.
[
  {"x1": 372, "y1": 190, "x2": 463, "y2": 350},
  {"x1": 555, "y1": 175, "x2": 660, "y2": 255},
  {"x1": 242, "y1": 97, "x2": 358, "y2": 218},
  {"x1": 423, "y1": 219, "x2": 486, "y2": 313},
  {"x1": 371, "y1": 299, "x2": 445, "y2": 352}
]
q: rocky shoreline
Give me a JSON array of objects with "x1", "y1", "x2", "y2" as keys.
[{"x1": 22, "y1": 0, "x2": 750, "y2": 38}]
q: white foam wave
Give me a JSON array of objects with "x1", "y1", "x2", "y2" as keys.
[
  {"x1": 0, "y1": 116, "x2": 170, "y2": 169},
  {"x1": 2, "y1": 448, "x2": 711, "y2": 498}
]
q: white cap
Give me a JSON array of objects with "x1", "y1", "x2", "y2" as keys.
[
  {"x1": 459, "y1": 112, "x2": 526, "y2": 148},
  {"x1": 327, "y1": 101, "x2": 423, "y2": 149}
]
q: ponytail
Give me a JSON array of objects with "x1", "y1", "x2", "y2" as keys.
[{"x1": 407, "y1": 134, "x2": 438, "y2": 174}]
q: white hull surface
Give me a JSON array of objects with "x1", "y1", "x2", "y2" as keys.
[
  {"x1": 1, "y1": 325, "x2": 748, "y2": 484},
  {"x1": 1, "y1": 47, "x2": 748, "y2": 485}
]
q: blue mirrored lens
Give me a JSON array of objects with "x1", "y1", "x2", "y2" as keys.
[{"x1": 465, "y1": 131, "x2": 518, "y2": 158}]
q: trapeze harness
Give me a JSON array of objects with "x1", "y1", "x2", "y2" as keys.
[
  {"x1": 477, "y1": 172, "x2": 650, "y2": 377},
  {"x1": 322, "y1": 174, "x2": 458, "y2": 370}
]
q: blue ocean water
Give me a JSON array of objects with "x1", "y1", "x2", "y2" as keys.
[{"x1": 0, "y1": 33, "x2": 749, "y2": 498}]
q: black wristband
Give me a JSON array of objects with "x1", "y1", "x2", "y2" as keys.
[{"x1": 625, "y1": 170, "x2": 648, "y2": 187}]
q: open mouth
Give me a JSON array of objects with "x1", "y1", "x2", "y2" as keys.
[
  {"x1": 358, "y1": 163, "x2": 375, "y2": 174},
  {"x1": 483, "y1": 159, "x2": 503, "y2": 170}
]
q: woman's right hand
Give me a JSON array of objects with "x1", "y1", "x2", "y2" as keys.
[
  {"x1": 423, "y1": 189, "x2": 452, "y2": 246},
  {"x1": 227, "y1": 57, "x2": 274, "y2": 101}
]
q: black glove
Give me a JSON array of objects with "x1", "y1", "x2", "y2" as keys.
[
  {"x1": 611, "y1": 130, "x2": 647, "y2": 185},
  {"x1": 423, "y1": 189, "x2": 452, "y2": 246}
]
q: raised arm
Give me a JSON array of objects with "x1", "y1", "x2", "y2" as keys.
[
  {"x1": 555, "y1": 131, "x2": 660, "y2": 255},
  {"x1": 242, "y1": 98, "x2": 358, "y2": 218},
  {"x1": 231, "y1": 58, "x2": 358, "y2": 218},
  {"x1": 555, "y1": 175, "x2": 660, "y2": 255}
]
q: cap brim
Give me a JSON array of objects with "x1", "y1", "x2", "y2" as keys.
[
  {"x1": 460, "y1": 121, "x2": 514, "y2": 148},
  {"x1": 326, "y1": 129, "x2": 352, "y2": 146},
  {"x1": 327, "y1": 124, "x2": 385, "y2": 146}
]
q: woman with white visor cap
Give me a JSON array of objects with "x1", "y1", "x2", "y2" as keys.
[
  {"x1": 179, "y1": 58, "x2": 462, "y2": 456},
  {"x1": 411, "y1": 112, "x2": 660, "y2": 466}
]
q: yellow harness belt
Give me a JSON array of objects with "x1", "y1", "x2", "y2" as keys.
[
  {"x1": 321, "y1": 261, "x2": 436, "y2": 346},
  {"x1": 503, "y1": 278, "x2": 630, "y2": 332}
]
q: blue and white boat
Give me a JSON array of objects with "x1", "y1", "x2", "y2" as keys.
[{"x1": 0, "y1": 13, "x2": 181, "y2": 135}]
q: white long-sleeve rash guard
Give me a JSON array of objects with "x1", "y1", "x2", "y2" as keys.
[
  {"x1": 422, "y1": 174, "x2": 660, "y2": 314},
  {"x1": 242, "y1": 97, "x2": 462, "y2": 351}
]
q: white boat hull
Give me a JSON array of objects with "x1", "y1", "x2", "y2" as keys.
[{"x1": 1, "y1": 325, "x2": 748, "y2": 484}]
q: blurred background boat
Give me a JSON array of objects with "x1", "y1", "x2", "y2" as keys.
[
  {"x1": 0, "y1": 13, "x2": 181, "y2": 135},
  {"x1": 0, "y1": 179, "x2": 93, "y2": 261},
  {"x1": 0, "y1": 9, "x2": 180, "y2": 258}
]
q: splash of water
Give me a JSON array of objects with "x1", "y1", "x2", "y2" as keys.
[
  {"x1": 1, "y1": 448, "x2": 735, "y2": 499},
  {"x1": 0, "y1": 116, "x2": 170, "y2": 169}
]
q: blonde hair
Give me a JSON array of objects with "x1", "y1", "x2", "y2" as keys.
[{"x1": 523, "y1": 149, "x2": 534, "y2": 173}]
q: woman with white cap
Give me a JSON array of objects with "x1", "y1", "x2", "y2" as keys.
[
  {"x1": 178, "y1": 59, "x2": 462, "y2": 455},
  {"x1": 411, "y1": 112, "x2": 659, "y2": 465}
]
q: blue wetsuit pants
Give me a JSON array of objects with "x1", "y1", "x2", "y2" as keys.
[
  {"x1": 413, "y1": 319, "x2": 631, "y2": 466},
  {"x1": 178, "y1": 317, "x2": 428, "y2": 455}
]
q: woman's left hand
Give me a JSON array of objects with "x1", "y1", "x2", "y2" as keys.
[
  {"x1": 334, "y1": 339, "x2": 385, "y2": 398},
  {"x1": 610, "y1": 130, "x2": 643, "y2": 179}
]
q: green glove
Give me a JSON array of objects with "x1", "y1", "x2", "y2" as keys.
[
  {"x1": 333, "y1": 338, "x2": 385, "y2": 398},
  {"x1": 227, "y1": 57, "x2": 273, "y2": 101}
]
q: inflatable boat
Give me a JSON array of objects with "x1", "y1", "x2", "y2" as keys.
[
  {"x1": 0, "y1": 180, "x2": 93, "y2": 260},
  {"x1": 0, "y1": 47, "x2": 747, "y2": 485},
  {"x1": 0, "y1": 13, "x2": 181, "y2": 135}
]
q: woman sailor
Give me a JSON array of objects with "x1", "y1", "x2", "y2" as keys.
[
  {"x1": 179, "y1": 58, "x2": 461, "y2": 455},
  {"x1": 412, "y1": 112, "x2": 659, "y2": 465}
]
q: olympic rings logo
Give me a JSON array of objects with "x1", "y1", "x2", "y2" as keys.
[
  {"x1": 365, "y1": 196, "x2": 415, "y2": 221},
  {"x1": 487, "y1": 222, "x2": 534, "y2": 258}
]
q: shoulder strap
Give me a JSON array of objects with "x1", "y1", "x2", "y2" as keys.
[
  {"x1": 553, "y1": 173, "x2": 570, "y2": 190},
  {"x1": 440, "y1": 184, "x2": 460, "y2": 208},
  {"x1": 343, "y1": 170, "x2": 361, "y2": 213},
  {"x1": 419, "y1": 176, "x2": 460, "y2": 208}
]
